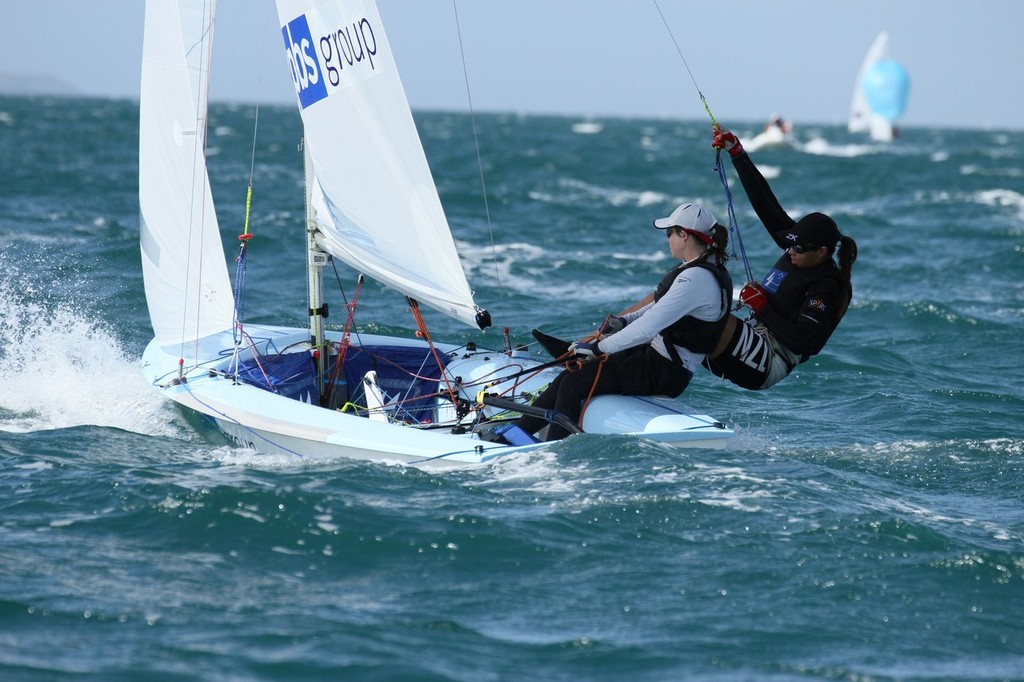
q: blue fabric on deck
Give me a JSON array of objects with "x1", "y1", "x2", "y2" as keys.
[
  {"x1": 342, "y1": 345, "x2": 448, "y2": 423},
  {"x1": 233, "y1": 345, "x2": 448, "y2": 423},
  {"x1": 234, "y1": 352, "x2": 318, "y2": 403}
]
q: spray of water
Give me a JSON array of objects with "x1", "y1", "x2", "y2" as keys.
[{"x1": 0, "y1": 277, "x2": 182, "y2": 437}]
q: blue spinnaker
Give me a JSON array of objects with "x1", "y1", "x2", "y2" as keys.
[{"x1": 863, "y1": 59, "x2": 910, "y2": 120}]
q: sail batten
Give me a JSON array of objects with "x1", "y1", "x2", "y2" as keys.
[{"x1": 275, "y1": 0, "x2": 484, "y2": 329}]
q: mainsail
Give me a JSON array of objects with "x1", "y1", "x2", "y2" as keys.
[
  {"x1": 275, "y1": 0, "x2": 486, "y2": 329},
  {"x1": 139, "y1": 0, "x2": 234, "y2": 347}
]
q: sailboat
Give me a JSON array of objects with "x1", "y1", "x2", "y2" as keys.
[
  {"x1": 744, "y1": 114, "x2": 793, "y2": 153},
  {"x1": 847, "y1": 31, "x2": 910, "y2": 142},
  {"x1": 138, "y1": 0, "x2": 733, "y2": 468}
]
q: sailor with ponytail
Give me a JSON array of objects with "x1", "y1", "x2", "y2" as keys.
[{"x1": 705, "y1": 125, "x2": 859, "y2": 390}]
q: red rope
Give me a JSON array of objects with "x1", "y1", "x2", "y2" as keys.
[
  {"x1": 325, "y1": 277, "x2": 363, "y2": 407},
  {"x1": 577, "y1": 354, "x2": 607, "y2": 429},
  {"x1": 407, "y1": 299, "x2": 460, "y2": 407}
]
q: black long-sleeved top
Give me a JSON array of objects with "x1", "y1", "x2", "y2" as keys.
[{"x1": 731, "y1": 151, "x2": 845, "y2": 359}]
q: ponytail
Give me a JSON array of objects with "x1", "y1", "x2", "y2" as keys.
[
  {"x1": 708, "y1": 223, "x2": 730, "y2": 266},
  {"x1": 835, "y1": 235, "x2": 858, "y2": 319}
]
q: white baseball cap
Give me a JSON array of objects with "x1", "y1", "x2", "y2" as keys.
[{"x1": 652, "y1": 203, "x2": 718, "y2": 244}]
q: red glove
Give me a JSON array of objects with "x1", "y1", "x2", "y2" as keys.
[
  {"x1": 739, "y1": 282, "x2": 769, "y2": 313},
  {"x1": 712, "y1": 126, "x2": 744, "y2": 158}
]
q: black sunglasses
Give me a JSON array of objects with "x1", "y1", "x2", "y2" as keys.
[{"x1": 790, "y1": 243, "x2": 820, "y2": 254}]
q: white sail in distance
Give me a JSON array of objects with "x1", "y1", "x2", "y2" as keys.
[{"x1": 848, "y1": 31, "x2": 889, "y2": 135}]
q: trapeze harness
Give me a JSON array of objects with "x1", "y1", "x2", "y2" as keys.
[
  {"x1": 653, "y1": 257, "x2": 733, "y2": 366},
  {"x1": 704, "y1": 258, "x2": 845, "y2": 390}
]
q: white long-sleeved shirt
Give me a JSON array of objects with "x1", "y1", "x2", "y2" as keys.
[{"x1": 597, "y1": 263, "x2": 726, "y2": 374}]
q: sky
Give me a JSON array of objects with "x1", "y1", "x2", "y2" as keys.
[{"x1": 1, "y1": 0, "x2": 1022, "y2": 131}]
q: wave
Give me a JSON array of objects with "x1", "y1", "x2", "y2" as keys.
[
  {"x1": 0, "y1": 272, "x2": 179, "y2": 437},
  {"x1": 797, "y1": 135, "x2": 882, "y2": 158}
]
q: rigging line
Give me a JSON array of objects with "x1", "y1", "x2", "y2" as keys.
[
  {"x1": 651, "y1": 1, "x2": 755, "y2": 287},
  {"x1": 451, "y1": 1, "x2": 507, "y2": 323},
  {"x1": 482, "y1": 355, "x2": 571, "y2": 389},
  {"x1": 715, "y1": 154, "x2": 755, "y2": 284},
  {"x1": 232, "y1": 3, "x2": 271, "y2": 370},
  {"x1": 242, "y1": 0, "x2": 272, "y2": 216},
  {"x1": 324, "y1": 274, "x2": 364, "y2": 409},
  {"x1": 237, "y1": 67, "x2": 262, "y2": 240},
  {"x1": 232, "y1": 238, "x2": 249, "y2": 353},
  {"x1": 184, "y1": 0, "x2": 219, "y2": 372},
  {"x1": 651, "y1": 0, "x2": 717, "y2": 127},
  {"x1": 178, "y1": 381, "x2": 308, "y2": 459},
  {"x1": 632, "y1": 395, "x2": 725, "y2": 428},
  {"x1": 578, "y1": 355, "x2": 608, "y2": 429},
  {"x1": 329, "y1": 261, "x2": 366, "y2": 350},
  {"x1": 407, "y1": 444, "x2": 514, "y2": 466},
  {"x1": 407, "y1": 297, "x2": 460, "y2": 405}
]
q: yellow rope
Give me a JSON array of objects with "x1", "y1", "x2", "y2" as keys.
[{"x1": 241, "y1": 184, "x2": 253, "y2": 237}]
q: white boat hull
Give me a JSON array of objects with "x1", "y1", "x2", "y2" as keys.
[
  {"x1": 745, "y1": 126, "x2": 791, "y2": 153},
  {"x1": 143, "y1": 325, "x2": 733, "y2": 469}
]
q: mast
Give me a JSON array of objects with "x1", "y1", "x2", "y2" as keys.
[{"x1": 303, "y1": 137, "x2": 330, "y2": 403}]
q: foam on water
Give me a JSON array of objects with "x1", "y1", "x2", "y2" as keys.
[
  {"x1": 3, "y1": 95, "x2": 1023, "y2": 679},
  {"x1": 477, "y1": 447, "x2": 582, "y2": 492},
  {"x1": 0, "y1": 275, "x2": 180, "y2": 437},
  {"x1": 798, "y1": 135, "x2": 879, "y2": 157},
  {"x1": 973, "y1": 188, "x2": 1024, "y2": 219}
]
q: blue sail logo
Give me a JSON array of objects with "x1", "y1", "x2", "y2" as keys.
[{"x1": 282, "y1": 15, "x2": 328, "y2": 109}]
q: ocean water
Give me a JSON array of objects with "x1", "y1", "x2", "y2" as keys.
[{"x1": 1, "y1": 94, "x2": 1022, "y2": 681}]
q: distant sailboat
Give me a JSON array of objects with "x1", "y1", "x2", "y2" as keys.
[
  {"x1": 848, "y1": 31, "x2": 910, "y2": 142},
  {"x1": 570, "y1": 120, "x2": 603, "y2": 135},
  {"x1": 745, "y1": 114, "x2": 793, "y2": 153}
]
